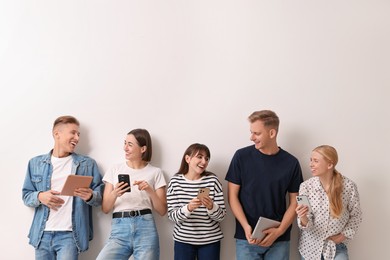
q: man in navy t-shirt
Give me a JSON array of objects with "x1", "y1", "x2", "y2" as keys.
[{"x1": 225, "y1": 110, "x2": 303, "y2": 260}]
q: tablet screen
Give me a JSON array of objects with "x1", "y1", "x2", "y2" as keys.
[{"x1": 60, "y1": 175, "x2": 93, "y2": 196}]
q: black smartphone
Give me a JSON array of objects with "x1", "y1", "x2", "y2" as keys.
[{"x1": 118, "y1": 174, "x2": 131, "y2": 192}]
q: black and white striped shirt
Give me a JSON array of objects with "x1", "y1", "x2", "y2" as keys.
[{"x1": 167, "y1": 173, "x2": 226, "y2": 245}]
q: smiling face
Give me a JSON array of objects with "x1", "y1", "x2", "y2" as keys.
[
  {"x1": 123, "y1": 134, "x2": 146, "y2": 162},
  {"x1": 249, "y1": 120, "x2": 276, "y2": 151},
  {"x1": 185, "y1": 150, "x2": 210, "y2": 177},
  {"x1": 53, "y1": 123, "x2": 80, "y2": 157},
  {"x1": 310, "y1": 150, "x2": 333, "y2": 177}
]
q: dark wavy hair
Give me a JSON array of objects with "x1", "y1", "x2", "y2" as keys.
[{"x1": 177, "y1": 143, "x2": 214, "y2": 177}]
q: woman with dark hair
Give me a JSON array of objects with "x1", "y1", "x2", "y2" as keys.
[
  {"x1": 167, "y1": 143, "x2": 226, "y2": 260},
  {"x1": 296, "y1": 145, "x2": 362, "y2": 260},
  {"x1": 97, "y1": 129, "x2": 167, "y2": 260}
]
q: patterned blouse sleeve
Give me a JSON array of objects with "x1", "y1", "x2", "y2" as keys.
[
  {"x1": 342, "y1": 180, "x2": 363, "y2": 240},
  {"x1": 297, "y1": 182, "x2": 314, "y2": 230}
]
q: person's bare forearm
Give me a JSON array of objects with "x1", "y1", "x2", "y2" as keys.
[
  {"x1": 228, "y1": 182, "x2": 251, "y2": 235},
  {"x1": 278, "y1": 193, "x2": 298, "y2": 233},
  {"x1": 149, "y1": 187, "x2": 167, "y2": 216},
  {"x1": 229, "y1": 194, "x2": 249, "y2": 228}
]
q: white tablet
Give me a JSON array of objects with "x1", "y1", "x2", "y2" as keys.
[
  {"x1": 251, "y1": 217, "x2": 281, "y2": 240},
  {"x1": 60, "y1": 175, "x2": 93, "y2": 196}
]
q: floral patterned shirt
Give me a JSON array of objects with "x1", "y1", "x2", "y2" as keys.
[{"x1": 297, "y1": 175, "x2": 362, "y2": 260}]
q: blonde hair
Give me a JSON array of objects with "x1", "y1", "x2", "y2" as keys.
[
  {"x1": 53, "y1": 115, "x2": 79, "y2": 131},
  {"x1": 313, "y1": 145, "x2": 343, "y2": 218},
  {"x1": 248, "y1": 110, "x2": 279, "y2": 133}
]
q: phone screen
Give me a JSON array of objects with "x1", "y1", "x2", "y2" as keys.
[{"x1": 118, "y1": 174, "x2": 131, "y2": 192}]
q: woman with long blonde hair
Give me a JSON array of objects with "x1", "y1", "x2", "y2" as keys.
[{"x1": 296, "y1": 145, "x2": 362, "y2": 260}]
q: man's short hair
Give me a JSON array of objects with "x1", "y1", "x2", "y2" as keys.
[
  {"x1": 248, "y1": 110, "x2": 279, "y2": 132},
  {"x1": 53, "y1": 115, "x2": 80, "y2": 131}
]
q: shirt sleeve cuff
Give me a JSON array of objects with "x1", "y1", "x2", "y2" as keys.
[
  {"x1": 182, "y1": 205, "x2": 192, "y2": 217},
  {"x1": 207, "y1": 203, "x2": 219, "y2": 214},
  {"x1": 36, "y1": 191, "x2": 42, "y2": 206},
  {"x1": 297, "y1": 217, "x2": 310, "y2": 229}
]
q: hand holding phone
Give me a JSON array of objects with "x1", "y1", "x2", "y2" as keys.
[
  {"x1": 296, "y1": 195, "x2": 311, "y2": 212},
  {"x1": 197, "y1": 187, "x2": 210, "y2": 199},
  {"x1": 118, "y1": 174, "x2": 131, "y2": 192}
]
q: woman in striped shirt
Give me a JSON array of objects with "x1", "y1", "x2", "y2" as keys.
[{"x1": 167, "y1": 143, "x2": 226, "y2": 260}]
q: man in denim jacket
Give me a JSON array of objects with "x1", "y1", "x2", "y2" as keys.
[{"x1": 22, "y1": 115, "x2": 104, "y2": 259}]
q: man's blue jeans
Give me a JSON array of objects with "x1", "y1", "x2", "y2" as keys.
[
  {"x1": 97, "y1": 214, "x2": 159, "y2": 260},
  {"x1": 35, "y1": 231, "x2": 78, "y2": 260},
  {"x1": 236, "y1": 239, "x2": 290, "y2": 260}
]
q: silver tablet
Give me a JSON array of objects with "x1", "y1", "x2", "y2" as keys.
[{"x1": 251, "y1": 217, "x2": 281, "y2": 240}]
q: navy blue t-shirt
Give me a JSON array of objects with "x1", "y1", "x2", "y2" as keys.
[{"x1": 225, "y1": 145, "x2": 303, "y2": 241}]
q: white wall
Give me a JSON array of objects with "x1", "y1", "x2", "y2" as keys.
[{"x1": 1, "y1": 1, "x2": 389, "y2": 259}]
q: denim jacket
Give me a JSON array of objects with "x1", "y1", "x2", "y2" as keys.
[{"x1": 22, "y1": 151, "x2": 104, "y2": 252}]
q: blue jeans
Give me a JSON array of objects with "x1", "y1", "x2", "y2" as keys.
[
  {"x1": 174, "y1": 240, "x2": 221, "y2": 260},
  {"x1": 35, "y1": 231, "x2": 78, "y2": 260},
  {"x1": 301, "y1": 243, "x2": 349, "y2": 260},
  {"x1": 96, "y1": 214, "x2": 159, "y2": 260},
  {"x1": 236, "y1": 239, "x2": 290, "y2": 260}
]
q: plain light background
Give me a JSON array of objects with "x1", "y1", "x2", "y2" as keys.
[{"x1": 1, "y1": 1, "x2": 389, "y2": 259}]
